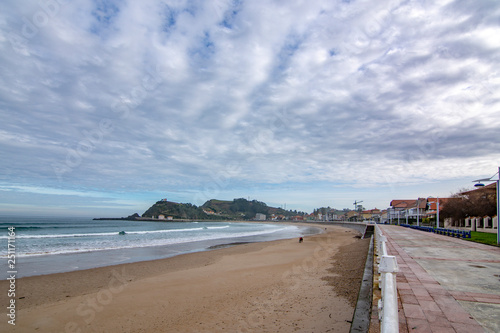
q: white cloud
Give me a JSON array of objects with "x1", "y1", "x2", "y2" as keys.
[{"x1": 1, "y1": 0, "x2": 499, "y2": 214}]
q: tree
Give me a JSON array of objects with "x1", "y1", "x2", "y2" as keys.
[{"x1": 440, "y1": 187, "x2": 496, "y2": 226}]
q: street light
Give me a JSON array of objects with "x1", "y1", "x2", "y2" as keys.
[
  {"x1": 436, "y1": 197, "x2": 440, "y2": 229},
  {"x1": 416, "y1": 198, "x2": 420, "y2": 227},
  {"x1": 472, "y1": 167, "x2": 500, "y2": 245},
  {"x1": 427, "y1": 196, "x2": 440, "y2": 228}
]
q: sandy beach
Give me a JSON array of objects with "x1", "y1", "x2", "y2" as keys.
[{"x1": 1, "y1": 224, "x2": 369, "y2": 333}]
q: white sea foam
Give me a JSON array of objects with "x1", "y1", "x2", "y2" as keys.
[{"x1": 0, "y1": 225, "x2": 231, "y2": 239}]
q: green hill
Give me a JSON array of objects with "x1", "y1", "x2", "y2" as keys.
[
  {"x1": 142, "y1": 198, "x2": 305, "y2": 220},
  {"x1": 142, "y1": 200, "x2": 222, "y2": 220}
]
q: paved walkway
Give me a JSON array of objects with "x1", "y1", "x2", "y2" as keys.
[{"x1": 378, "y1": 225, "x2": 500, "y2": 333}]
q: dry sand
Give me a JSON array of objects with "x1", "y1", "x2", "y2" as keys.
[{"x1": 1, "y1": 224, "x2": 370, "y2": 333}]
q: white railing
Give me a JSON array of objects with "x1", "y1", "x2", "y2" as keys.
[{"x1": 375, "y1": 225, "x2": 399, "y2": 332}]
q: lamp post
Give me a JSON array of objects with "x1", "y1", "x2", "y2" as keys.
[
  {"x1": 473, "y1": 167, "x2": 500, "y2": 245},
  {"x1": 416, "y1": 198, "x2": 420, "y2": 227},
  {"x1": 436, "y1": 197, "x2": 440, "y2": 228},
  {"x1": 427, "y1": 196, "x2": 440, "y2": 228}
]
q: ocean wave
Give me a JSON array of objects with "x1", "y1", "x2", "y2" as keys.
[
  {"x1": 0, "y1": 225, "x2": 231, "y2": 239},
  {"x1": 0, "y1": 225, "x2": 294, "y2": 258}
]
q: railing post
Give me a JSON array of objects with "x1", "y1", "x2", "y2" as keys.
[
  {"x1": 375, "y1": 226, "x2": 399, "y2": 333},
  {"x1": 379, "y1": 255, "x2": 399, "y2": 332}
]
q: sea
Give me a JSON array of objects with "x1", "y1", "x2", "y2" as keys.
[{"x1": 0, "y1": 216, "x2": 320, "y2": 278}]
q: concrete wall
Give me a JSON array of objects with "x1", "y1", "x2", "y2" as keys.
[{"x1": 463, "y1": 216, "x2": 498, "y2": 234}]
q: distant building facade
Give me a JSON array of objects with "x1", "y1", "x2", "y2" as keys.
[{"x1": 255, "y1": 213, "x2": 266, "y2": 221}]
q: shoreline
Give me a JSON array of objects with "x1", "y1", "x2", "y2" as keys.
[{"x1": 0, "y1": 224, "x2": 369, "y2": 332}]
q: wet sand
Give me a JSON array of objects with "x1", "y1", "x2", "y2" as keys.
[{"x1": 0, "y1": 224, "x2": 370, "y2": 333}]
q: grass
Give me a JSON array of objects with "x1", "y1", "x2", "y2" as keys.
[{"x1": 468, "y1": 231, "x2": 499, "y2": 247}]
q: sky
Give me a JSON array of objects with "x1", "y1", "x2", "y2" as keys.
[{"x1": 0, "y1": 0, "x2": 499, "y2": 217}]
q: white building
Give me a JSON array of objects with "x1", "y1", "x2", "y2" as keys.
[{"x1": 255, "y1": 213, "x2": 266, "y2": 221}]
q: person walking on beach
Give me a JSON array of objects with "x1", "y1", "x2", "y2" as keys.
[{"x1": 299, "y1": 237, "x2": 303, "y2": 243}]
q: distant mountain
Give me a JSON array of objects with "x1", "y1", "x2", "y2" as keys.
[{"x1": 141, "y1": 198, "x2": 305, "y2": 220}]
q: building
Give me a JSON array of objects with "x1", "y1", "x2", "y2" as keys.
[
  {"x1": 380, "y1": 209, "x2": 388, "y2": 223},
  {"x1": 389, "y1": 198, "x2": 454, "y2": 225},
  {"x1": 346, "y1": 210, "x2": 359, "y2": 221},
  {"x1": 327, "y1": 209, "x2": 345, "y2": 221},
  {"x1": 389, "y1": 199, "x2": 428, "y2": 223},
  {"x1": 255, "y1": 213, "x2": 266, "y2": 221},
  {"x1": 424, "y1": 197, "x2": 455, "y2": 225},
  {"x1": 361, "y1": 208, "x2": 381, "y2": 221}
]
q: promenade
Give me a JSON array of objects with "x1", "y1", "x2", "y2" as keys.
[{"x1": 377, "y1": 225, "x2": 500, "y2": 333}]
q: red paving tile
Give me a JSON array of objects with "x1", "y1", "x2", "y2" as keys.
[
  {"x1": 406, "y1": 318, "x2": 432, "y2": 332},
  {"x1": 467, "y1": 292, "x2": 500, "y2": 300},
  {"x1": 400, "y1": 293, "x2": 419, "y2": 305},
  {"x1": 409, "y1": 281, "x2": 424, "y2": 288},
  {"x1": 402, "y1": 303, "x2": 426, "y2": 319},
  {"x1": 412, "y1": 287, "x2": 431, "y2": 298},
  {"x1": 473, "y1": 296, "x2": 500, "y2": 304},
  {"x1": 451, "y1": 322, "x2": 485, "y2": 333},
  {"x1": 418, "y1": 300, "x2": 441, "y2": 312},
  {"x1": 398, "y1": 289, "x2": 414, "y2": 296},
  {"x1": 424, "y1": 311, "x2": 452, "y2": 328},
  {"x1": 452, "y1": 294, "x2": 476, "y2": 302},
  {"x1": 398, "y1": 282, "x2": 412, "y2": 290},
  {"x1": 424, "y1": 283, "x2": 447, "y2": 291},
  {"x1": 415, "y1": 295, "x2": 433, "y2": 302},
  {"x1": 430, "y1": 326, "x2": 456, "y2": 333}
]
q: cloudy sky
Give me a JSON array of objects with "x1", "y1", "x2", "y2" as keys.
[{"x1": 1, "y1": 0, "x2": 499, "y2": 217}]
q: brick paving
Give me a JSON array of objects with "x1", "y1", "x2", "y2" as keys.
[{"x1": 377, "y1": 225, "x2": 500, "y2": 333}]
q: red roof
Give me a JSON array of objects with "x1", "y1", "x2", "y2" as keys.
[
  {"x1": 362, "y1": 208, "x2": 381, "y2": 214},
  {"x1": 461, "y1": 182, "x2": 497, "y2": 195},
  {"x1": 390, "y1": 199, "x2": 427, "y2": 209}
]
